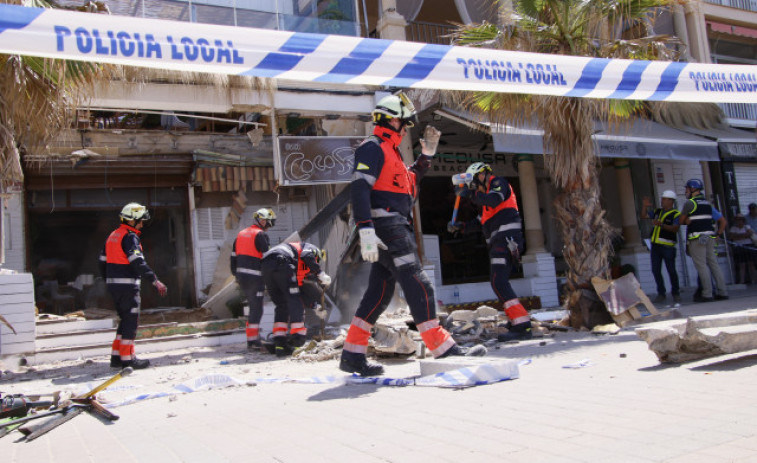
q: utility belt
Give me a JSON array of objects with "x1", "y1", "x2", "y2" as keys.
[{"x1": 687, "y1": 232, "x2": 715, "y2": 245}]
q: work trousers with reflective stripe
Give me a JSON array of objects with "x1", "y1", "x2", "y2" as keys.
[
  {"x1": 262, "y1": 256, "x2": 305, "y2": 337},
  {"x1": 108, "y1": 285, "x2": 141, "y2": 359},
  {"x1": 347, "y1": 221, "x2": 453, "y2": 357},
  {"x1": 488, "y1": 230, "x2": 523, "y2": 304},
  {"x1": 239, "y1": 275, "x2": 264, "y2": 340}
]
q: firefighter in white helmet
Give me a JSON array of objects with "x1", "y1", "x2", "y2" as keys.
[
  {"x1": 99, "y1": 203, "x2": 167, "y2": 369},
  {"x1": 341, "y1": 92, "x2": 486, "y2": 377},
  {"x1": 231, "y1": 207, "x2": 276, "y2": 350},
  {"x1": 449, "y1": 162, "x2": 531, "y2": 341},
  {"x1": 640, "y1": 191, "x2": 681, "y2": 304}
]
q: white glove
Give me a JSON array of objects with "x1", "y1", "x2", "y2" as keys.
[
  {"x1": 317, "y1": 272, "x2": 331, "y2": 288},
  {"x1": 359, "y1": 228, "x2": 387, "y2": 263},
  {"x1": 420, "y1": 125, "x2": 442, "y2": 156}
]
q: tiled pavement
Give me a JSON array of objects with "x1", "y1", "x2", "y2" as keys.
[{"x1": 3, "y1": 287, "x2": 757, "y2": 462}]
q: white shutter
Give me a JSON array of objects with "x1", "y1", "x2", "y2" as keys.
[{"x1": 735, "y1": 163, "x2": 757, "y2": 211}]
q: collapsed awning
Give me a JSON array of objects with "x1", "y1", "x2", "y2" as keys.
[{"x1": 677, "y1": 125, "x2": 757, "y2": 160}]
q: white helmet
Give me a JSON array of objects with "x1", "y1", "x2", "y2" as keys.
[
  {"x1": 120, "y1": 202, "x2": 150, "y2": 222},
  {"x1": 253, "y1": 207, "x2": 276, "y2": 228},
  {"x1": 661, "y1": 190, "x2": 677, "y2": 200},
  {"x1": 372, "y1": 92, "x2": 417, "y2": 128}
]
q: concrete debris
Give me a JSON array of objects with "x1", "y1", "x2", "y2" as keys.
[
  {"x1": 591, "y1": 323, "x2": 621, "y2": 335},
  {"x1": 372, "y1": 323, "x2": 418, "y2": 356},
  {"x1": 291, "y1": 335, "x2": 344, "y2": 362},
  {"x1": 635, "y1": 309, "x2": 757, "y2": 363}
]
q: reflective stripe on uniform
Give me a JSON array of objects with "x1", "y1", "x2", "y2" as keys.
[
  {"x1": 370, "y1": 208, "x2": 399, "y2": 218},
  {"x1": 237, "y1": 268, "x2": 262, "y2": 276},
  {"x1": 494, "y1": 223, "x2": 521, "y2": 234},
  {"x1": 289, "y1": 286, "x2": 300, "y2": 294},
  {"x1": 351, "y1": 317, "x2": 373, "y2": 332},
  {"x1": 343, "y1": 341, "x2": 368, "y2": 354},
  {"x1": 352, "y1": 171, "x2": 377, "y2": 186},
  {"x1": 272, "y1": 322, "x2": 288, "y2": 336},
  {"x1": 127, "y1": 253, "x2": 143, "y2": 263},
  {"x1": 393, "y1": 253, "x2": 415, "y2": 268},
  {"x1": 491, "y1": 257, "x2": 507, "y2": 265},
  {"x1": 106, "y1": 277, "x2": 140, "y2": 285},
  {"x1": 416, "y1": 319, "x2": 439, "y2": 333}
]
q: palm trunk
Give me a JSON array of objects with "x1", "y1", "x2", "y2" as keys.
[{"x1": 541, "y1": 98, "x2": 615, "y2": 329}]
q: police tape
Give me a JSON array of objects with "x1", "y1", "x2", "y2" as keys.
[
  {"x1": 102, "y1": 361, "x2": 526, "y2": 407},
  {"x1": 1, "y1": 3, "x2": 756, "y2": 103}
]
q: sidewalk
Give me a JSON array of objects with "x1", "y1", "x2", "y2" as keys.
[{"x1": 2, "y1": 287, "x2": 757, "y2": 462}]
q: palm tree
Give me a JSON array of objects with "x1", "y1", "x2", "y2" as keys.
[
  {"x1": 450, "y1": 0, "x2": 720, "y2": 328},
  {"x1": 0, "y1": 0, "x2": 109, "y2": 188}
]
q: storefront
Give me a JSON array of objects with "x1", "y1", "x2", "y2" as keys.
[{"x1": 23, "y1": 154, "x2": 195, "y2": 313}]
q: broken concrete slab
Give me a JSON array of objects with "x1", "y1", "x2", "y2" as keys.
[{"x1": 635, "y1": 309, "x2": 757, "y2": 363}]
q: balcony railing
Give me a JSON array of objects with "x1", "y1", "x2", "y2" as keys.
[
  {"x1": 407, "y1": 21, "x2": 456, "y2": 45},
  {"x1": 719, "y1": 103, "x2": 757, "y2": 122},
  {"x1": 703, "y1": 0, "x2": 757, "y2": 13},
  {"x1": 61, "y1": 0, "x2": 361, "y2": 36}
]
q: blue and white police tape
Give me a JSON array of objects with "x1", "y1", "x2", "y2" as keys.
[{"x1": 1, "y1": 3, "x2": 756, "y2": 103}]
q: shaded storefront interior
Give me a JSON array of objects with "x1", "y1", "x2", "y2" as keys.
[{"x1": 24, "y1": 155, "x2": 195, "y2": 313}]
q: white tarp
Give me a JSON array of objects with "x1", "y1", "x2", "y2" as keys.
[{"x1": 1, "y1": 4, "x2": 757, "y2": 103}]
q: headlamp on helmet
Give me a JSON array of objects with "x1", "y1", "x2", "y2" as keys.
[
  {"x1": 120, "y1": 203, "x2": 150, "y2": 222},
  {"x1": 316, "y1": 248, "x2": 326, "y2": 264},
  {"x1": 372, "y1": 92, "x2": 418, "y2": 130},
  {"x1": 253, "y1": 207, "x2": 276, "y2": 228}
]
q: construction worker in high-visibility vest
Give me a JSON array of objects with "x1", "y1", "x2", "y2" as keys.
[
  {"x1": 341, "y1": 92, "x2": 487, "y2": 377},
  {"x1": 231, "y1": 207, "x2": 276, "y2": 350},
  {"x1": 640, "y1": 191, "x2": 681, "y2": 304},
  {"x1": 449, "y1": 162, "x2": 531, "y2": 341},
  {"x1": 261, "y1": 241, "x2": 330, "y2": 357},
  {"x1": 99, "y1": 203, "x2": 167, "y2": 369}
]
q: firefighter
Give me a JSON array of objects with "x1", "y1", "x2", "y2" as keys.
[
  {"x1": 679, "y1": 178, "x2": 728, "y2": 302},
  {"x1": 99, "y1": 203, "x2": 167, "y2": 369},
  {"x1": 261, "y1": 241, "x2": 330, "y2": 357},
  {"x1": 449, "y1": 162, "x2": 532, "y2": 341},
  {"x1": 231, "y1": 207, "x2": 275, "y2": 350},
  {"x1": 341, "y1": 92, "x2": 486, "y2": 377}
]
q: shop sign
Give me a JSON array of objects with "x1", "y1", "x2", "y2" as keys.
[{"x1": 277, "y1": 136, "x2": 362, "y2": 186}]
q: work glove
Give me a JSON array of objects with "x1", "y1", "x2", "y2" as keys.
[
  {"x1": 153, "y1": 280, "x2": 168, "y2": 297},
  {"x1": 453, "y1": 184, "x2": 471, "y2": 198},
  {"x1": 419, "y1": 125, "x2": 442, "y2": 156},
  {"x1": 317, "y1": 272, "x2": 331, "y2": 288},
  {"x1": 447, "y1": 221, "x2": 462, "y2": 235},
  {"x1": 359, "y1": 228, "x2": 387, "y2": 263}
]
